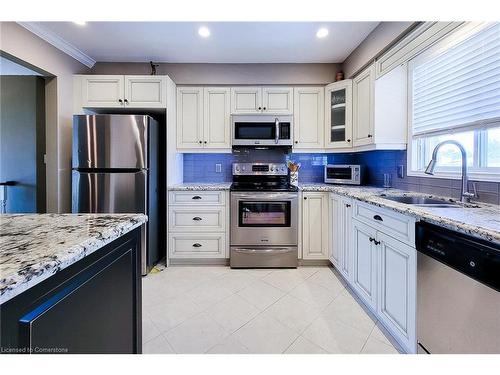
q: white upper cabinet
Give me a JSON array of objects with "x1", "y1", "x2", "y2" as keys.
[
  {"x1": 353, "y1": 64, "x2": 375, "y2": 147},
  {"x1": 78, "y1": 75, "x2": 166, "y2": 108},
  {"x1": 231, "y1": 86, "x2": 293, "y2": 114},
  {"x1": 373, "y1": 65, "x2": 408, "y2": 148},
  {"x1": 81, "y1": 75, "x2": 125, "y2": 108},
  {"x1": 350, "y1": 63, "x2": 407, "y2": 151},
  {"x1": 325, "y1": 80, "x2": 353, "y2": 149},
  {"x1": 203, "y1": 87, "x2": 231, "y2": 149},
  {"x1": 177, "y1": 87, "x2": 231, "y2": 151},
  {"x1": 293, "y1": 87, "x2": 324, "y2": 149},
  {"x1": 124, "y1": 75, "x2": 166, "y2": 108},
  {"x1": 302, "y1": 192, "x2": 329, "y2": 260},
  {"x1": 262, "y1": 87, "x2": 294, "y2": 114},
  {"x1": 177, "y1": 87, "x2": 204, "y2": 149},
  {"x1": 231, "y1": 87, "x2": 262, "y2": 114}
]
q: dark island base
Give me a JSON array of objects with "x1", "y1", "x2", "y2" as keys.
[{"x1": 1, "y1": 228, "x2": 142, "y2": 354}]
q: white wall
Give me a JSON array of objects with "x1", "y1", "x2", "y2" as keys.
[{"x1": 0, "y1": 22, "x2": 89, "y2": 212}]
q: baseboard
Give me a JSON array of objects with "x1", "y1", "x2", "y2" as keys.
[
  {"x1": 298, "y1": 259, "x2": 332, "y2": 266},
  {"x1": 169, "y1": 258, "x2": 229, "y2": 266},
  {"x1": 168, "y1": 258, "x2": 331, "y2": 267}
]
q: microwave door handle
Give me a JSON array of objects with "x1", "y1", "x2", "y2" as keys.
[{"x1": 275, "y1": 118, "x2": 279, "y2": 144}]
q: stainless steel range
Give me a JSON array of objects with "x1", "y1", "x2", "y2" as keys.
[{"x1": 230, "y1": 162, "x2": 299, "y2": 268}]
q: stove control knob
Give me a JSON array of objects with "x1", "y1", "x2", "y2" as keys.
[
  {"x1": 242, "y1": 166, "x2": 246, "y2": 171},
  {"x1": 235, "y1": 166, "x2": 240, "y2": 172}
]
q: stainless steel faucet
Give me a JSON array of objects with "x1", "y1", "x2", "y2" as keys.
[{"x1": 424, "y1": 140, "x2": 475, "y2": 203}]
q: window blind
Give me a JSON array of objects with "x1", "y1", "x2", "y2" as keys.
[{"x1": 411, "y1": 23, "x2": 500, "y2": 136}]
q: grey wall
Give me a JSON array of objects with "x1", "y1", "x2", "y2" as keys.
[
  {"x1": 0, "y1": 76, "x2": 46, "y2": 212},
  {"x1": 90, "y1": 63, "x2": 341, "y2": 85},
  {"x1": 342, "y1": 22, "x2": 417, "y2": 78}
]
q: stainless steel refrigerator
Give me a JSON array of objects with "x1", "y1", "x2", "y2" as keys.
[{"x1": 72, "y1": 114, "x2": 159, "y2": 275}]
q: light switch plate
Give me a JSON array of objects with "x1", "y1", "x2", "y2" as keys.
[{"x1": 215, "y1": 163, "x2": 222, "y2": 173}]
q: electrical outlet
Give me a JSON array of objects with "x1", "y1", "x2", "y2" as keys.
[
  {"x1": 215, "y1": 163, "x2": 222, "y2": 173},
  {"x1": 397, "y1": 165, "x2": 404, "y2": 178}
]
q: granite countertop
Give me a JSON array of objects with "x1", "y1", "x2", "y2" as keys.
[
  {"x1": 168, "y1": 183, "x2": 232, "y2": 191},
  {"x1": 166, "y1": 181, "x2": 499, "y2": 243},
  {"x1": 0, "y1": 213, "x2": 147, "y2": 304},
  {"x1": 300, "y1": 183, "x2": 500, "y2": 243}
]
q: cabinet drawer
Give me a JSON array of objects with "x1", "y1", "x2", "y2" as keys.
[
  {"x1": 168, "y1": 233, "x2": 226, "y2": 258},
  {"x1": 169, "y1": 207, "x2": 226, "y2": 232},
  {"x1": 169, "y1": 191, "x2": 225, "y2": 206},
  {"x1": 353, "y1": 201, "x2": 415, "y2": 246}
]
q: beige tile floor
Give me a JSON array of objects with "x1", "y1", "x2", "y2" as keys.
[{"x1": 142, "y1": 266, "x2": 401, "y2": 354}]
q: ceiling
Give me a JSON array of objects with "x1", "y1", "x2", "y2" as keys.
[{"x1": 26, "y1": 22, "x2": 379, "y2": 64}]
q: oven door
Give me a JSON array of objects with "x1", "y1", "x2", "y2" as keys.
[
  {"x1": 230, "y1": 192, "x2": 298, "y2": 246},
  {"x1": 232, "y1": 115, "x2": 293, "y2": 146}
]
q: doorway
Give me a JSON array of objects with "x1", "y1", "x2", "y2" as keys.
[{"x1": 0, "y1": 55, "x2": 47, "y2": 213}]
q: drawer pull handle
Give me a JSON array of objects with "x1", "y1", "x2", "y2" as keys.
[
  {"x1": 369, "y1": 237, "x2": 374, "y2": 242},
  {"x1": 345, "y1": 204, "x2": 351, "y2": 208},
  {"x1": 192, "y1": 243, "x2": 202, "y2": 248},
  {"x1": 193, "y1": 217, "x2": 202, "y2": 221},
  {"x1": 373, "y1": 215, "x2": 383, "y2": 221},
  {"x1": 192, "y1": 196, "x2": 202, "y2": 200},
  {"x1": 374, "y1": 240, "x2": 381, "y2": 245}
]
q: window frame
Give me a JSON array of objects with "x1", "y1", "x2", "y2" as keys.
[{"x1": 406, "y1": 22, "x2": 500, "y2": 182}]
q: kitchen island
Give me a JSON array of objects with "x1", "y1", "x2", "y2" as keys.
[{"x1": 0, "y1": 213, "x2": 147, "y2": 354}]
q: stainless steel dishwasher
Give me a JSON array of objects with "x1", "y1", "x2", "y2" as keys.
[{"x1": 416, "y1": 222, "x2": 500, "y2": 354}]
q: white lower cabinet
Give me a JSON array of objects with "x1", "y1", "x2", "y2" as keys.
[
  {"x1": 351, "y1": 218, "x2": 378, "y2": 311},
  {"x1": 329, "y1": 194, "x2": 342, "y2": 267},
  {"x1": 302, "y1": 192, "x2": 329, "y2": 260},
  {"x1": 168, "y1": 190, "x2": 229, "y2": 260},
  {"x1": 329, "y1": 194, "x2": 353, "y2": 280},
  {"x1": 377, "y1": 231, "x2": 416, "y2": 353},
  {"x1": 330, "y1": 197, "x2": 417, "y2": 353},
  {"x1": 169, "y1": 233, "x2": 226, "y2": 258}
]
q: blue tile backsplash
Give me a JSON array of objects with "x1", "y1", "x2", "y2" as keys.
[
  {"x1": 183, "y1": 153, "x2": 233, "y2": 183},
  {"x1": 182, "y1": 150, "x2": 499, "y2": 204},
  {"x1": 182, "y1": 151, "x2": 398, "y2": 184}
]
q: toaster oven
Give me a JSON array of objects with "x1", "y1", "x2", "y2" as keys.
[{"x1": 324, "y1": 164, "x2": 363, "y2": 185}]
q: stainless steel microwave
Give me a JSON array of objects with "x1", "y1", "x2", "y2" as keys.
[
  {"x1": 232, "y1": 115, "x2": 293, "y2": 147},
  {"x1": 324, "y1": 164, "x2": 363, "y2": 185}
]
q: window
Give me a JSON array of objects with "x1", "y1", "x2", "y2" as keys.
[{"x1": 408, "y1": 22, "x2": 500, "y2": 181}]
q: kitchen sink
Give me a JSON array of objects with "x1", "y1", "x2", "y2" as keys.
[{"x1": 379, "y1": 194, "x2": 462, "y2": 208}]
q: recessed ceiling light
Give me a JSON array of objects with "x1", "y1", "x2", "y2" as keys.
[
  {"x1": 73, "y1": 21, "x2": 86, "y2": 26},
  {"x1": 198, "y1": 26, "x2": 210, "y2": 38},
  {"x1": 316, "y1": 27, "x2": 329, "y2": 39}
]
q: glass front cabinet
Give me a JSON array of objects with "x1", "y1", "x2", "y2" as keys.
[{"x1": 325, "y1": 79, "x2": 353, "y2": 149}]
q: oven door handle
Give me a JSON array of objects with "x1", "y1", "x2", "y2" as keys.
[
  {"x1": 275, "y1": 118, "x2": 280, "y2": 144},
  {"x1": 232, "y1": 247, "x2": 295, "y2": 254}
]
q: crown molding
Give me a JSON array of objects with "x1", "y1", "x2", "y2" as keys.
[{"x1": 17, "y1": 22, "x2": 96, "y2": 68}]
